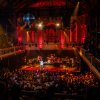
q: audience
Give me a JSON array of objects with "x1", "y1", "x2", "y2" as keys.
[{"x1": 0, "y1": 68, "x2": 100, "y2": 100}]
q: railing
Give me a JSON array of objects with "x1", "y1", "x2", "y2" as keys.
[
  {"x1": 80, "y1": 48, "x2": 100, "y2": 72},
  {"x1": 24, "y1": 43, "x2": 74, "y2": 50},
  {"x1": 0, "y1": 46, "x2": 25, "y2": 58}
]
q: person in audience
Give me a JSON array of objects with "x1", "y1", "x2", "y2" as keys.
[{"x1": 0, "y1": 68, "x2": 100, "y2": 100}]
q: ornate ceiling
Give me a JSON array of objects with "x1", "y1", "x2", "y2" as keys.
[{"x1": 0, "y1": 0, "x2": 99, "y2": 15}]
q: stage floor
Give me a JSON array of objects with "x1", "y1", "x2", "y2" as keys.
[{"x1": 20, "y1": 64, "x2": 80, "y2": 72}]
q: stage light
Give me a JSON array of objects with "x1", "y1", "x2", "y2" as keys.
[
  {"x1": 23, "y1": 13, "x2": 35, "y2": 24},
  {"x1": 38, "y1": 23, "x2": 42, "y2": 27},
  {"x1": 56, "y1": 23, "x2": 60, "y2": 27},
  {"x1": 37, "y1": 23, "x2": 43, "y2": 30}
]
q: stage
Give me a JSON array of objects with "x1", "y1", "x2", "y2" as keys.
[{"x1": 20, "y1": 64, "x2": 80, "y2": 72}]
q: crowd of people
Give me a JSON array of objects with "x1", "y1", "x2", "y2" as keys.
[
  {"x1": 27, "y1": 53, "x2": 81, "y2": 69},
  {"x1": 0, "y1": 47, "x2": 100, "y2": 100},
  {"x1": 0, "y1": 68, "x2": 100, "y2": 100}
]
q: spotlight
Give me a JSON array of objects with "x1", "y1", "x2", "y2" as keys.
[
  {"x1": 38, "y1": 23, "x2": 42, "y2": 28},
  {"x1": 56, "y1": 23, "x2": 60, "y2": 27},
  {"x1": 37, "y1": 23, "x2": 43, "y2": 30}
]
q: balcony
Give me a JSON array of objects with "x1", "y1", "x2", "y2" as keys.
[
  {"x1": 79, "y1": 48, "x2": 100, "y2": 80},
  {"x1": 0, "y1": 46, "x2": 25, "y2": 59}
]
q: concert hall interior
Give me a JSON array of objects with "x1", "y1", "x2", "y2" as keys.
[{"x1": 0, "y1": 0, "x2": 100, "y2": 100}]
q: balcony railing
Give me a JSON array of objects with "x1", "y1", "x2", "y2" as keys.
[
  {"x1": 0, "y1": 46, "x2": 25, "y2": 58},
  {"x1": 80, "y1": 48, "x2": 100, "y2": 72}
]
